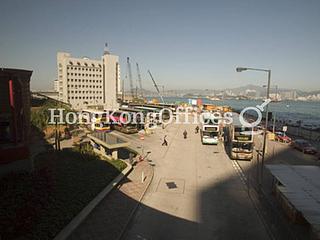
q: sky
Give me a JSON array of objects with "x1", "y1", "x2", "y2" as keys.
[{"x1": 1, "y1": 0, "x2": 320, "y2": 91}]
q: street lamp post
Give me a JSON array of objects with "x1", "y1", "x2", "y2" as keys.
[
  {"x1": 236, "y1": 67, "x2": 271, "y2": 189},
  {"x1": 263, "y1": 84, "x2": 278, "y2": 134}
]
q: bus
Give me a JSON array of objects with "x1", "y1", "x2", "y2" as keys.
[
  {"x1": 128, "y1": 104, "x2": 173, "y2": 120},
  {"x1": 81, "y1": 109, "x2": 110, "y2": 131},
  {"x1": 132, "y1": 106, "x2": 171, "y2": 123},
  {"x1": 105, "y1": 110, "x2": 139, "y2": 134},
  {"x1": 225, "y1": 114, "x2": 254, "y2": 160},
  {"x1": 119, "y1": 107, "x2": 145, "y2": 130},
  {"x1": 200, "y1": 112, "x2": 220, "y2": 145}
]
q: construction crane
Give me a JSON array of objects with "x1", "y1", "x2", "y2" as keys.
[
  {"x1": 136, "y1": 63, "x2": 143, "y2": 98},
  {"x1": 127, "y1": 57, "x2": 135, "y2": 98},
  {"x1": 147, "y1": 70, "x2": 165, "y2": 103}
]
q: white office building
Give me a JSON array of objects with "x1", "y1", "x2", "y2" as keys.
[{"x1": 56, "y1": 50, "x2": 121, "y2": 110}]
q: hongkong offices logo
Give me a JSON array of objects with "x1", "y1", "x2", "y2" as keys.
[
  {"x1": 47, "y1": 99, "x2": 271, "y2": 130},
  {"x1": 239, "y1": 98, "x2": 271, "y2": 127}
]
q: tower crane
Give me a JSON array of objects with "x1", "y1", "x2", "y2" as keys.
[
  {"x1": 136, "y1": 63, "x2": 143, "y2": 98},
  {"x1": 126, "y1": 57, "x2": 135, "y2": 98},
  {"x1": 147, "y1": 70, "x2": 165, "y2": 103}
]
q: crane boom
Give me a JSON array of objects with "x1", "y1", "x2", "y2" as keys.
[
  {"x1": 148, "y1": 70, "x2": 165, "y2": 103},
  {"x1": 127, "y1": 57, "x2": 134, "y2": 98},
  {"x1": 136, "y1": 63, "x2": 143, "y2": 98}
]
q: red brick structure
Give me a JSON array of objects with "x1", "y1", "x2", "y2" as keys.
[{"x1": 0, "y1": 68, "x2": 32, "y2": 174}]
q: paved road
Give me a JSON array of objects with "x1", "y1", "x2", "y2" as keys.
[{"x1": 121, "y1": 120, "x2": 270, "y2": 240}]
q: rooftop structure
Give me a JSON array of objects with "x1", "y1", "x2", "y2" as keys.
[
  {"x1": 266, "y1": 164, "x2": 320, "y2": 237},
  {"x1": 88, "y1": 132, "x2": 129, "y2": 159}
]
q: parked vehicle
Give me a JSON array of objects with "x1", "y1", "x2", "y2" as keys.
[
  {"x1": 274, "y1": 131, "x2": 291, "y2": 143},
  {"x1": 104, "y1": 110, "x2": 139, "y2": 134},
  {"x1": 291, "y1": 139, "x2": 317, "y2": 154},
  {"x1": 80, "y1": 109, "x2": 110, "y2": 131}
]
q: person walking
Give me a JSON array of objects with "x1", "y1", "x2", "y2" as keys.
[
  {"x1": 162, "y1": 135, "x2": 168, "y2": 146},
  {"x1": 183, "y1": 130, "x2": 188, "y2": 139},
  {"x1": 195, "y1": 125, "x2": 199, "y2": 134}
]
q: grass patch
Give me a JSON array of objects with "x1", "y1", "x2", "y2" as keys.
[{"x1": 0, "y1": 148, "x2": 126, "y2": 240}]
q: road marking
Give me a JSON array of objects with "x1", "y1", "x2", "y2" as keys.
[{"x1": 231, "y1": 160, "x2": 248, "y2": 185}]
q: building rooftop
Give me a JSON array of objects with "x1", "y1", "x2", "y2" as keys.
[
  {"x1": 266, "y1": 164, "x2": 320, "y2": 233},
  {"x1": 88, "y1": 132, "x2": 129, "y2": 149},
  {"x1": 0, "y1": 68, "x2": 32, "y2": 76}
]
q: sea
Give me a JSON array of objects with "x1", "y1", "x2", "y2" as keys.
[{"x1": 147, "y1": 97, "x2": 320, "y2": 124}]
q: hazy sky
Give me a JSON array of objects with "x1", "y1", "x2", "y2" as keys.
[{"x1": 1, "y1": 0, "x2": 320, "y2": 91}]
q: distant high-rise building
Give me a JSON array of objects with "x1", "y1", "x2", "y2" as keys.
[
  {"x1": 281, "y1": 91, "x2": 297, "y2": 100},
  {"x1": 56, "y1": 49, "x2": 121, "y2": 110},
  {"x1": 53, "y1": 79, "x2": 59, "y2": 92},
  {"x1": 245, "y1": 89, "x2": 257, "y2": 98}
]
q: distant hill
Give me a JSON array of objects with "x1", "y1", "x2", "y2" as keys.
[{"x1": 135, "y1": 84, "x2": 319, "y2": 98}]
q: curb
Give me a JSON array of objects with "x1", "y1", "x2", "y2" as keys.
[
  {"x1": 117, "y1": 163, "x2": 155, "y2": 240},
  {"x1": 53, "y1": 161, "x2": 133, "y2": 240}
]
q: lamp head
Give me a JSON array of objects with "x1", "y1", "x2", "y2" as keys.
[{"x1": 236, "y1": 67, "x2": 247, "y2": 72}]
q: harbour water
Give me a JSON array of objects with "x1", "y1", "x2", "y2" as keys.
[{"x1": 148, "y1": 97, "x2": 320, "y2": 124}]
